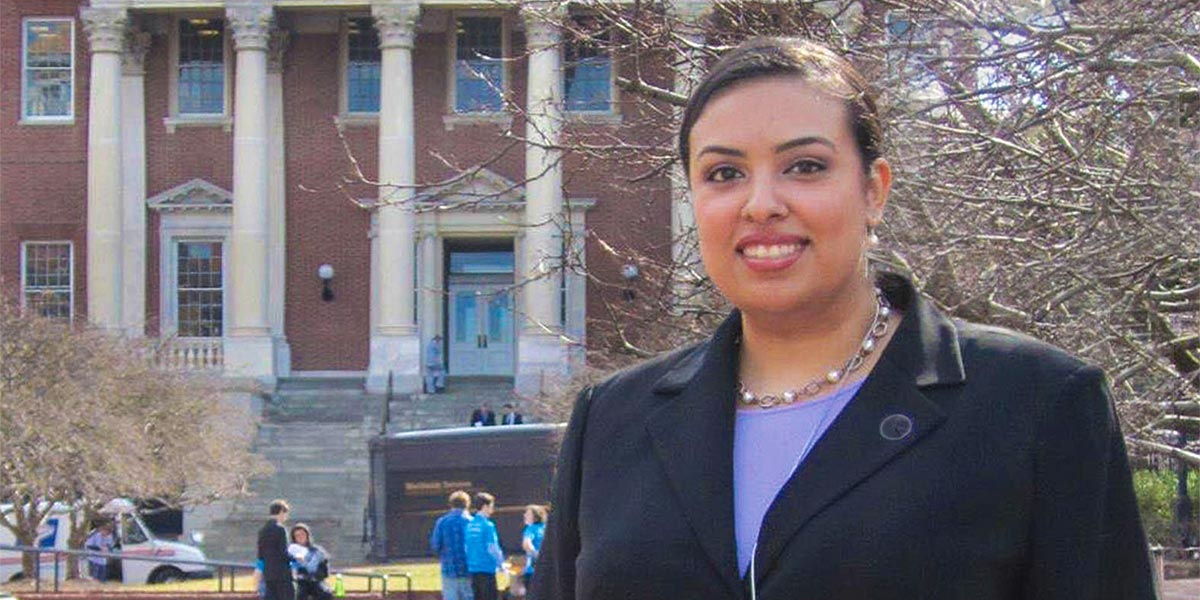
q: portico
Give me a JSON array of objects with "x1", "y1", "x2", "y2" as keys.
[{"x1": 76, "y1": 0, "x2": 601, "y2": 392}]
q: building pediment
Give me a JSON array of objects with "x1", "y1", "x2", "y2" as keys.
[
  {"x1": 417, "y1": 169, "x2": 525, "y2": 211},
  {"x1": 147, "y1": 179, "x2": 233, "y2": 212}
]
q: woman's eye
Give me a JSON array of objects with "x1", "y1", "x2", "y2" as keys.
[
  {"x1": 785, "y1": 160, "x2": 825, "y2": 175},
  {"x1": 705, "y1": 166, "x2": 743, "y2": 182}
]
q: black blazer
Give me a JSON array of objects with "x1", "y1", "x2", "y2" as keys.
[
  {"x1": 471, "y1": 409, "x2": 497, "y2": 427},
  {"x1": 257, "y1": 520, "x2": 292, "y2": 582},
  {"x1": 532, "y1": 275, "x2": 1156, "y2": 600}
]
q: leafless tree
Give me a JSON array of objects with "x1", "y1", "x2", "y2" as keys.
[
  {"x1": 0, "y1": 304, "x2": 269, "y2": 578},
  {"x1": 531, "y1": 0, "x2": 1199, "y2": 460},
  {"x1": 322, "y1": 2, "x2": 1198, "y2": 471}
]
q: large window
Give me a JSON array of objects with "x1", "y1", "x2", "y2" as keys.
[
  {"x1": 21, "y1": 242, "x2": 73, "y2": 320},
  {"x1": 347, "y1": 17, "x2": 382, "y2": 113},
  {"x1": 176, "y1": 241, "x2": 223, "y2": 338},
  {"x1": 564, "y1": 23, "x2": 612, "y2": 113},
  {"x1": 178, "y1": 18, "x2": 226, "y2": 115},
  {"x1": 454, "y1": 16, "x2": 505, "y2": 113},
  {"x1": 22, "y1": 19, "x2": 74, "y2": 120}
]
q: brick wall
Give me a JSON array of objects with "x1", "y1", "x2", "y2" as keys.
[
  {"x1": 1, "y1": 1, "x2": 678, "y2": 368},
  {"x1": 282, "y1": 30, "x2": 372, "y2": 371},
  {"x1": 143, "y1": 26, "x2": 236, "y2": 338},
  {"x1": 0, "y1": 0, "x2": 90, "y2": 318}
]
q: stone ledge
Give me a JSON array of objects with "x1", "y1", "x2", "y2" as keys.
[{"x1": 162, "y1": 116, "x2": 233, "y2": 134}]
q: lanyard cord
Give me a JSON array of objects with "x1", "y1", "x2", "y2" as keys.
[{"x1": 749, "y1": 542, "x2": 758, "y2": 600}]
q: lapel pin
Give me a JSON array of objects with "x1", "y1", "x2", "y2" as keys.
[{"x1": 879, "y1": 414, "x2": 914, "y2": 441}]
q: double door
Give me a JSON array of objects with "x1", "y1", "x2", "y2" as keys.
[{"x1": 448, "y1": 283, "x2": 514, "y2": 376}]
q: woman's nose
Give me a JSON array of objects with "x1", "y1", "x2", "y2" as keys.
[{"x1": 741, "y1": 175, "x2": 788, "y2": 222}]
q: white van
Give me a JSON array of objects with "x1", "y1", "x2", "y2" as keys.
[{"x1": 0, "y1": 499, "x2": 213, "y2": 584}]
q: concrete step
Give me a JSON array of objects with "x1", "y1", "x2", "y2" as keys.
[
  {"x1": 198, "y1": 383, "x2": 395, "y2": 564},
  {"x1": 276, "y1": 377, "x2": 366, "y2": 391}
]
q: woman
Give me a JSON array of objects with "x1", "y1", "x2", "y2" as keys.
[
  {"x1": 289, "y1": 524, "x2": 332, "y2": 600},
  {"x1": 531, "y1": 38, "x2": 1155, "y2": 600},
  {"x1": 521, "y1": 505, "x2": 548, "y2": 592}
]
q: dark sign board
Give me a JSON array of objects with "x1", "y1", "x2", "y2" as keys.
[{"x1": 369, "y1": 424, "x2": 564, "y2": 559}]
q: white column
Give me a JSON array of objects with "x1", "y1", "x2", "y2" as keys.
[
  {"x1": 517, "y1": 4, "x2": 567, "y2": 396},
  {"x1": 224, "y1": 4, "x2": 276, "y2": 383},
  {"x1": 120, "y1": 28, "x2": 150, "y2": 336},
  {"x1": 368, "y1": 1, "x2": 421, "y2": 393},
  {"x1": 564, "y1": 202, "x2": 592, "y2": 370},
  {"x1": 267, "y1": 30, "x2": 292, "y2": 377},
  {"x1": 669, "y1": 0, "x2": 712, "y2": 304},
  {"x1": 82, "y1": 7, "x2": 126, "y2": 331}
]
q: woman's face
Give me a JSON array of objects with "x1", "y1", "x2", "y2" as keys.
[
  {"x1": 687, "y1": 77, "x2": 890, "y2": 317},
  {"x1": 293, "y1": 529, "x2": 308, "y2": 545},
  {"x1": 524, "y1": 508, "x2": 534, "y2": 525}
]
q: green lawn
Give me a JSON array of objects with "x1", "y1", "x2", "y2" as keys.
[
  {"x1": 2, "y1": 561, "x2": 515, "y2": 594},
  {"x1": 133, "y1": 561, "x2": 515, "y2": 593}
]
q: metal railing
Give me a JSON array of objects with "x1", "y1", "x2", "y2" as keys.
[
  {"x1": 0, "y1": 544, "x2": 409, "y2": 599},
  {"x1": 1150, "y1": 545, "x2": 1200, "y2": 589},
  {"x1": 0, "y1": 543, "x2": 246, "y2": 593}
]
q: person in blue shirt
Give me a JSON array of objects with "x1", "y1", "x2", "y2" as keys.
[
  {"x1": 84, "y1": 521, "x2": 114, "y2": 582},
  {"x1": 424, "y1": 335, "x2": 446, "y2": 394},
  {"x1": 429, "y1": 490, "x2": 473, "y2": 600},
  {"x1": 520, "y1": 505, "x2": 547, "y2": 593},
  {"x1": 464, "y1": 493, "x2": 505, "y2": 600}
]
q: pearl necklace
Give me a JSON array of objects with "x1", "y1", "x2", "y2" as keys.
[{"x1": 738, "y1": 288, "x2": 891, "y2": 409}]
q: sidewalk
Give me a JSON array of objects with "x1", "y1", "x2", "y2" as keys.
[{"x1": 1161, "y1": 578, "x2": 1198, "y2": 600}]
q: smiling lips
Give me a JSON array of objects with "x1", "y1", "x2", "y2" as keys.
[{"x1": 736, "y1": 235, "x2": 810, "y2": 272}]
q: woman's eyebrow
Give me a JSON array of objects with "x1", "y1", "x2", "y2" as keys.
[
  {"x1": 695, "y1": 145, "x2": 744, "y2": 159},
  {"x1": 775, "y1": 136, "x2": 836, "y2": 153}
]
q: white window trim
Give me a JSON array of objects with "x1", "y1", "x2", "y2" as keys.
[
  {"x1": 445, "y1": 11, "x2": 511, "y2": 119},
  {"x1": 20, "y1": 17, "x2": 75, "y2": 124},
  {"x1": 164, "y1": 14, "x2": 234, "y2": 133},
  {"x1": 338, "y1": 13, "x2": 381, "y2": 124},
  {"x1": 20, "y1": 240, "x2": 74, "y2": 321},
  {"x1": 562, "y1": 19, "x2": 618, "y2": 119},
  {"x1": 159, "y1": 215, "x2": 230, "y2": 339}
]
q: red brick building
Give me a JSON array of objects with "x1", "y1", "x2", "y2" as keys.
[{"x1": 1, "y1": 0, "x2": 692, "y2": 394}]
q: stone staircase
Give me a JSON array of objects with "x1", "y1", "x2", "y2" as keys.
[
  {"x1": 385, "y1": 376, "x2": 522, "y2": 432},
  {"x1": 196, "y1": 376, "x2": 522, "y2": 565},
  {"x1": 199, "y1": 378, "x2": 380, "y2": 564}
]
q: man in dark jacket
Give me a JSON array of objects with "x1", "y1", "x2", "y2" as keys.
[
  {"x1": 257, "y1": 499, "x2": 294, "y2": 600},
  {"x1": 470, "y1": 403, "x2": 496, "y2": 427},
  {"x1": 501, "y1": 403, "x2": 523, "y2": 425}
]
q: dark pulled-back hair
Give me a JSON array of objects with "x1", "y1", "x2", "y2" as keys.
[{"x1": 678, "y1": 37, "x2": 884, "y2": 175}]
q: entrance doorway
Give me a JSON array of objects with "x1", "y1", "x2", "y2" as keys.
[
  {"x1": 448, "y1": 283, "x2": 514, "y2": 375},
  {"x1": 444, "y1": 241, "x2": 515, "y2": 376}
]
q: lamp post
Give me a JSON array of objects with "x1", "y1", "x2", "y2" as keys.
[
  {"x1": 318, "y1": 264, "x2": 335, "y2": 302},
  {"x1": 1175, "y1": 429, "x2": 1196, "y2": 550},
  {"x1": 621, "y1": 263, "x2": 639, "y2": 302}
]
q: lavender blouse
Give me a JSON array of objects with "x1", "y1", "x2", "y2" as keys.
[{"x1": 733, "y1": 379, "x2": 865, "y2": 576}]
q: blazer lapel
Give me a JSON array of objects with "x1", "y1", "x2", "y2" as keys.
[
  {"x1": 752, "y1": 277, "x2": 965, "y2": 583},
  {"x1": 645, "y1": 312, "x2": 744, "y2": 597}
]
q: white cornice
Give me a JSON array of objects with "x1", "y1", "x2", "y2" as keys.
[
  {"x1": 147, "y1": 178, "x2": 234, "y2": 212},
  {"x1": 416, "y1": 168, "x2": 525, "y2": 207}
]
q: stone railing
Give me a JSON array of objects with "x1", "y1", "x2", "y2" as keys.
[{"x1": 154, "y1": 338, "x2": 224, "y2": 371}]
